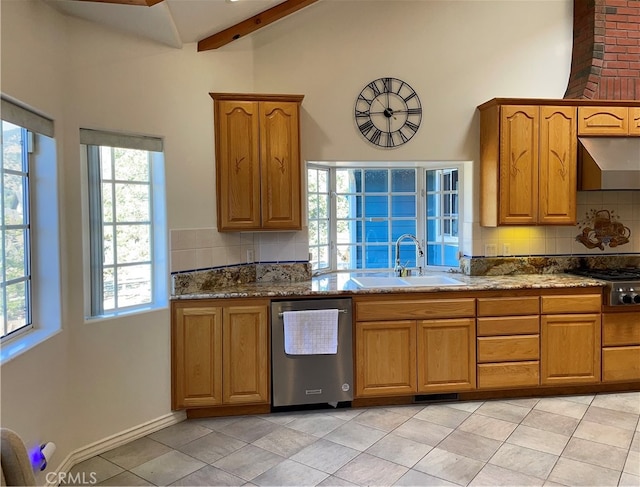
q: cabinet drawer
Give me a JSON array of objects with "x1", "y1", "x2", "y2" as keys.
[
  {"x1": 355, "y1": 298, "x2": 475, "y2": 321},
  {"x1": 603, "y1": 312, "x2": 640, "y2": 346},
  {"x1": 477, "y1": 361, "x2": 539, "y2": 389},
  {"x1": 477, "y1": 297, "x2": 539, "y2": 317},
  {"x1": 477, "y1": 335, "x2": 539, "y2": 363},
  {"x1": 578, "y1": 107, "x2": 629, "y2": 135},
  {"x1": 631, "y1": 107, "x2": 640, "y2": 135},
  {"x1": 541, "y1": 294, "x2": 601, "y2": 314},
  {"x1": 477, "y1": 316, "x2": 540, "y2": 336},
  {"x1": 602, "y1": 346, "x2": 640, "y2": 382}
]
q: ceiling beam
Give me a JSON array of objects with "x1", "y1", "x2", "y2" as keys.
[
  {"x1": 72, "y1": 0, "x2": 164, "y2": 6},
  {"x1": 197, "y1": 0, "x2": 319, "y2": 52}
]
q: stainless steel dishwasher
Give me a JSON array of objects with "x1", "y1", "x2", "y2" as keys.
[{"x1": 271, "y1": 298, "x2": 353, "y2": 407}]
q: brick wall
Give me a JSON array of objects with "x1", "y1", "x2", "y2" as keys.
[{"x1": 564, "y1": 0, "x2": 640, "y2": 100}]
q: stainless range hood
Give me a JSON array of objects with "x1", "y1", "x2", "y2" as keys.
[{"x1": 579, "y1": 137, "x2": 640, "y2": 190}]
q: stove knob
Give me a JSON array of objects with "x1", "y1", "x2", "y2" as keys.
[
  {"x1": 620, "y1": 294, "x2": 633, "y2": 304},
  {"x1": 633, "y1": 294, "x2": 640, "y2": 304}
]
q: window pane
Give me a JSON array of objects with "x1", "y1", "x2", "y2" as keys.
[
  {"x1": 317, "y1": 246, "x2": 329, "y2": 269},
  {"x1": 6, "y1": 281, "x2": 27, "y2": 333},
  {"x1": 364, "y1": 220, "x2": 388, "y2": 242},
  {"x1": 2, "y1": 122, "x2": 24, "y2": 171},
  {"x1": 364, "y1": 196, "x2": 388, "y2": 217},
  {"x1": 113, "y1": 148, "x2": 149, "y2": 182},
  {"x1": 103, "y1": 225, "x2": 114, "y2": 265},
  {"x1": 317, "y1": 169, "x2": 328, "y2": 192},
  {"x1": 115, "y1": 183, "x2": 150, "y2": 222},
  {"x1": 391, "y1": 169, "x2": 415, "y2": 192},
  {"x1": 103, "y1": 268, "x2": 115, "y2": 310},
  {"x1": 318, "y1": 221, "x2": 329, "y2": 246},
  {"x1": 101, "y1": 146, "x2": 113, "y2": 180},
  {"x1": 364, "y1": 245, "x2": 389, "y2": 268},
  {"x1": 364, "y1": 170, "x2": 387, "y2": 192},
  {"x1": 116, "y1": 264, "x2": 151, "y2": 308},
  {"x1": 396, "y1": 245, "x2": 417, "y2": 268},
  {"x1": 426, "y1": 194, "x2": 437, "y2": 217},
  {"x1": 307, "y1": 170, "x2": 317, "y2": 193},
  {"x1": 102, "y1": 183, "x2": 113, "y2": 223},
  {"x1": 426, "y1": 170, "x2": 436, "y2": 191},
  {"x1": 391, "y1": 221, "x2": 416, "y2": 240},
  {"x1": 336, "y1": 244, "x2": 353, "y2": 269},
  {"x1": 444, "y1": 245, "x2": 458, "y2": 266},
  {"x1": 116, "y1": 224, "x2": 151, "y2": 264},
  {"x1": 5, "y1": 229, "x2": 27, "y2": 281},
  {"x1": 391, "y1": 195, "x2": 415, "y2": 217},
  {"x1": 427, "y1": 244, "x2": 442, "y2": 266},
  {"x1": 308, "y1": 221, "x2": 319, "y2": 246},
  {"x1": 3, "y1": 174, "x2": 26, "y2": 225},
  {"x1": 337, "y1": 220, "x2": 360, "y2": 244}
]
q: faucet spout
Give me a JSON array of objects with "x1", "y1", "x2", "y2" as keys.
[{"x1": 394, "y1": 233, "x2": 425, "y2": 276}]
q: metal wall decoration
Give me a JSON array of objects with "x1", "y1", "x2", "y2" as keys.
[{"x1": 576, "y1": 209, "x2": 631, "y2": 250}]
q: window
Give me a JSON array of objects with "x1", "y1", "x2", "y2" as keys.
[
  {"x1": 1, "y1": 122, "x2": 31, "y2": 339},
  {"x1": 0, "y1": 96, "x2": 60, "y2": 354},
  {"x1": 307, "y1": 163, "x2": 461, "y2": 273},
  {"x1": 82, "y1": 130, "x2": 167, "y2": 318}
]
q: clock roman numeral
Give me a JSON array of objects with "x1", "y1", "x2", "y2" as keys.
[
  {"x1": 396, "y1": 80, "x2": 405, "y2": 94},
  {"x1": 355, "y1": 109, "x2": 370, "y2": 119},
  {"x1": 405, "y1": 120, "x2": 419, "y2": 133},
  {"x1": 398, "y1": 130, "x2": 409, "y2": 143},
  {"x1": 385, "y1": 132, "x2": 395, "y2": 148},
  {"x1": 369, "y1": 129, "x2": 383, "y2": 145},
  {"x1": 358, "y1": 93, "x2": 373, "y2": 104},
  {"x1": 358, "y1": 120, "x2": 375, "y2": 136},
  {"x1": 403, "y1": 92, "x2": 417, "y2": 103},
  {"x1": 407, "y1": 108, "x2": 422, "y2": 116},
  {"x1": 367, "y1": 80, "x2": 382, "y2": 97},
  {"x1": 382, "y1": 78, "x2": 393, "y2": 93}
]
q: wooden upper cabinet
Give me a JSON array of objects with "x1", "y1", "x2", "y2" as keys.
[
  {"x1": 212, "y1": 93, "x2": 304, "y2": 231},
  {"x1": 578, "y1": 106, "x2": 629, "y2": 135},
  {"x1": 479, "y1": 102, "x2": 577, "y2": 226},
  {"x1": 538, "y1": 106, "x2": 577, "y2": 224},
  {"x1": 499, "y1": 106, "x2": 539, "y2": 225},
  {"x1": 259, "y1": 102, "x2": 302, "y2": 229}
]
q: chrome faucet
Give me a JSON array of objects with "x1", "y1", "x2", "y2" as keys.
[{"x1": 394, "y1": 234, "x2": 425, "y2": 276}]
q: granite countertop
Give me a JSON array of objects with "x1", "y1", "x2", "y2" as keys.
[{"x1": 171, "y1": 271, "x2": 606, "y2": 300}]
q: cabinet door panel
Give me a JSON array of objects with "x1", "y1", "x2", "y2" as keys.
[
  {"x1": 259, "y1": 102, "x2": 301, "y2": 230},
  {"x1": 173, "y1": 307, "x2": 223, "y2": 409},
  {"x1": 417, "y1": 319, "x2": 475, "y2": 392},
  {"x1": 538, "y1": 106, "x2": 576, "y2": 224},
  {"x1": 499, "y1": 106, "x2": 539, "y2": 224},
  {"x1": 216, "y1": 101, "x2": 261, "y2": 230},
  {"x1": 541, "y1": 314, "x2": 601, "y2": 385},
  {"x1": 602, "y1": 312, "x2": 640, "y2": 346},
  {"x1": 223, "y1": 305, "x2": 269, "y2": 404},
  {"x1": 356, "y1": 321, "x2": 417, "y2": 397},
  {"x1": 477, "y1": 335, "x2": 539, "y2": 362}
]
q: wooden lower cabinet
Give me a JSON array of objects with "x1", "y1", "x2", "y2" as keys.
[
  {"x1": 417, "y1": 319, "x2": 476, "y2": 392},
  {"x1": 173, "y1": 306, "x2": 223, "y2": 408},
  {"x1": 356, "y1": 321, "x2": 417, "y2": 397},
  {"x1": 602, "y1": 312, "x2": 640, "y2": 382},
  {"x1": 223, "y1": 305, "x2": 269, "y2": 404},
  {"x1": 541, "y1": 314, "x2": 601, "y2": 385},
  {"x1": 172, "y1": 300, "x2": 269, "y2": 409}
]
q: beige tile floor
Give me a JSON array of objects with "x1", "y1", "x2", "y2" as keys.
[{"x1": 67, "y1": 391, "x2": 640, "y2": 486}]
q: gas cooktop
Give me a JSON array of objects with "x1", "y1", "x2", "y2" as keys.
[{"x1": 570, "y1": 267, "x2": 640, "y2": 306}]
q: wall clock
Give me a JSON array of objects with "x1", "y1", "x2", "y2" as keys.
[{"x1": 354, "y1": 77, "x2": 422, "y2": 148}]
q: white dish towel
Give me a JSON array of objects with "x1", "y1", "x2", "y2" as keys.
[{"x1": 283, "y1": 309, "x2": 339, "y2": 355}]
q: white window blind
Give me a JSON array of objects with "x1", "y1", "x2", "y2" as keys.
[{"x1": 1, "y1": 97, "x2": 54, "y2": 138}]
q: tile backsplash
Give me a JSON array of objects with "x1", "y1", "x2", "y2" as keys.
[
  {"x1": 170, "y1": 228, "x2": 310, "y2": 273},
  {"x1": 471, "y1": 191, "x2": 640, "y2": 257}
]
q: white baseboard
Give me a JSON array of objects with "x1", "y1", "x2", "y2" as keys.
[{"x1": 46, "y1": 410, "x2": 186, "y2": 487}]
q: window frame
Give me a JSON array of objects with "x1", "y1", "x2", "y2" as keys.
[
  {"x1": 307, "y1": 161, "x2": 465, "y2": 274},
  {"x1": 81, "y1": 129, "x2": 168, "y2": 320},
  {"x1": 0, "y1": 96, "x2": 61, "y2": 363}
]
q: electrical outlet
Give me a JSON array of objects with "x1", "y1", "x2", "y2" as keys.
[
  {"x1": 246, "y1": 249, "x2": 254, "y2": 263},
  {"x1": 485, "y1": 244, "x2": 497, "y2": 257},
  {"x1": 503, "y1": 243, "x2": 512, "y2": 256}
]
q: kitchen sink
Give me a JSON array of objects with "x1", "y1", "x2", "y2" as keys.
[
  {"x1": 350, "y1": 274, "x2": 465, "y2": 288},
  {"x1": 400, "y1": 275, "x2": 466, "y2": 286}
]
